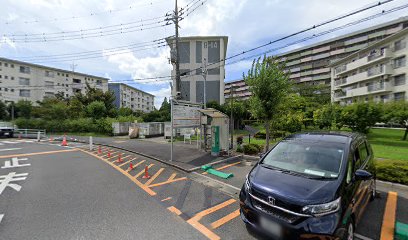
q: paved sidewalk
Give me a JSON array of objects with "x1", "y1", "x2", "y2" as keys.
[{"x1": 50, "y1": 135, "x2": 225, "y2": 171}]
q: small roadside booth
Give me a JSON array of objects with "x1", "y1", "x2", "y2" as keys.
[{"x1": 198, "y1": 108, "x2": 230, "y2": 156}]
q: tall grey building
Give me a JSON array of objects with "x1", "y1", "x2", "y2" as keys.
[{"x1": 166, "y1": 36, "x2": 228, "y2": 104}]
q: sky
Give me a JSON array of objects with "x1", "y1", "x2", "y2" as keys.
[{"x1": 0, "y1": 0, "x2": 407, "y2": 108}]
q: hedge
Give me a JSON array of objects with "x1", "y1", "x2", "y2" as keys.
[
  {"x1": 15, "y1": 117, "x2": 113, "y2": 135},
  {"x1": 375, "y1": 159, "x2": 408, "y2": 185}
]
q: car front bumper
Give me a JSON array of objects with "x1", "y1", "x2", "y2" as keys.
[{"x1": 239, "y1": 188, "x2": 347, "y2": 240}]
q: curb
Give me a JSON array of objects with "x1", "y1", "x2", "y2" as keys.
[
  {"x1": 240, "y1": 154, "x2": 260, "y2": 161},
  {"x1": 376, "y1": 180, "x2": 408, "y2": 191}
]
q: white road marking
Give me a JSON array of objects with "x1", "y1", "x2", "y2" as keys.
[
  {"x1": 0, "y1": 148, "x2": 21, "y2": 152},
  {"x1": 0, "y1": 172, "x2": 28, "y2": 195},
  {"x1": 355, "y1": 233, "x2": 374, "y2": 240},
  {"x1": 0, "y1": 214, "x2": 3, "y2": 223},
  {"x1": 0, "y1": 141, "x2": 19, "y2": 144},
  {"x1": 2, "y1": 157, "x2": 31, "y2": 169}
]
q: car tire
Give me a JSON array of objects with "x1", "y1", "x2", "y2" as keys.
[
  {"x1": 345, "y1": 220, "x2": 354, "y2": 240},
  {"x1": 370, "y1": 179, "x2": 376, "y2": 201}
]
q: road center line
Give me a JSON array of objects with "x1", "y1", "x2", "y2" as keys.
[
  {"x1": 380, "y1": 191, "x2": 398, "y2": 240},
  {"x1": 0, "y1": 149, "x2": 79, "y2": 159}
]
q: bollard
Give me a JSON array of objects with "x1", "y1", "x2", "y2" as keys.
[
  {"x1": 89, "y1": 136, "x2": 93, "y2": 151},
  {"x1": 37, "y1": 131, "x2": 41, "y2": 142}
]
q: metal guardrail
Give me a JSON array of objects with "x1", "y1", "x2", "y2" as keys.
[{"x1": 15, "y1": 129, "x2": 47, "y2": 139}]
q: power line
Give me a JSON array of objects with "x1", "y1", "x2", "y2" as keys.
[
  {"x1": 3, "y1": 0, "x2": 168, "y2": 25},
  {"x1": 177, "y1": 0, "x2": 396, "y2": 77}
]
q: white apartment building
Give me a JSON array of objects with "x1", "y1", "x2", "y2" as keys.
[
  {"x1": 331, "y1": 28, "x2": 408, "y2": 104},
  {"x1": 166, "y1": 36, "x2": 228, "y2": 104},
  {"x1": 108, "y1": 83, "x2": 155, "y2": 113},
  {"x1": 0, "y1": 57, "x2": 109, "y2": 104}
]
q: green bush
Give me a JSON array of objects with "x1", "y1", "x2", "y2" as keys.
[
  {"x1": 236, "y1": 145, "x2": 243, "y2": 153},
  {"x1": 243, "y1": 143, "x2": 263, "y2": 155},
  {"x1": 375, "y1": 159, "x2": 408, "y2": 185},
  {"x1": 236, "y1": 136, "x2": 243, "y2": 145},
  {"x1": 254, "y1": 130, "x2": 286, "y2": 139}
]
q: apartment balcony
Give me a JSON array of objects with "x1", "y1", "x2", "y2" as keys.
[
  {"x1": 346, "y1": 82, "x2": 392, "y2": 98},
  {"x1": 334, "y1": 65, "x2": 393, "y2": 88},
  {"x1": 335, "y1": 49, "x2": 391, "y2": 76}
]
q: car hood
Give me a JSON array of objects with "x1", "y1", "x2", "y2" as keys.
[{"x1": 250, "y1": 164, "x2": 340, "y2": 205}]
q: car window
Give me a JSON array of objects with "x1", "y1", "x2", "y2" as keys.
[
  {"x1": 358, "y1": 142, "x2": 369, "y2": 163},
  {"x1": 354, "y1": 147, "x2": 361, "y2": 169},
  {"x1": 262, "y1": 141, "x2": 345, "y2": 178},
  {"x1": 346, "y1": 152, "x2": 354, "y2": 184}
]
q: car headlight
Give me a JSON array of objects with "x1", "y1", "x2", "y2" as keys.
[
  {"x1": 302, "y1": 197, "x2": 341, "y2": 216},
  {"x1": 244, "y1": 174, "x2": 251, "y2": 192}
]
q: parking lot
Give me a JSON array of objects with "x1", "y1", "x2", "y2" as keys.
[{"x1": 0, "y1": 138, "x2": 407, "y2": 240}]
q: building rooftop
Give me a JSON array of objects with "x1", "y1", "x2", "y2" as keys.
[
  {"x1": 108, "y1": 82, "x2": 155, "y2": 97},
  {"x1": 277, "y1": 16, "x2": 408, "y2": 57},
  {"x1": 0, "y1": 57, "x2": 109, "y2": 81},
  {"x1": 329, "y1": 27, "x2": 408, "y2": 66}
]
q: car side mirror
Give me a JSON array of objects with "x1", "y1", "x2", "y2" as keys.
[{"x1": 354, "y1": 169, "x2": 373, "y2": 181}]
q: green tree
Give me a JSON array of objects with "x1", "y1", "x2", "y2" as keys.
[
  {"x1": 341, "y1": 102, "x2": 382, "y2": 133},
  {"x1": 68, "y1": 98, "x2": 85, "y2": 118},
  {"x1": 15, "y1": 100, "x2": 33, "y2": 119},
  {"x1": 0, "y1": 101, "x2": 8, "y2": 120},
  {"x1": 243, "y1": 55, "x2": 291, "y2": 151},
  {"x1": 313, "y1": 104, "x2": 335, "y2": 129},
  {"x1": 207, "y1": 100, "x2": 225, "y2": 113},
  {"x1": 383, "y1": 101, "x2": 408, "y2": 140},
  {"x1": 85, "y1": 101, "x2": 107, "y2": 119},
  {"x1": 118, "y1": 107, "x2": 133, "y2": 117},
  {"x1": 73, "y1": 83, "x2": 116, "y2": 112}
]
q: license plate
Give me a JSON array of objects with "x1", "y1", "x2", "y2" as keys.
[
  {"x1": 4, "y1": 132, "x2": 9, "y2": 136},
  {"x1": 259, "y1": 216, "x2": 282, "y2": 237}
]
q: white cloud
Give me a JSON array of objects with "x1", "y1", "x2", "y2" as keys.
[
  {"x1": 148, "y1": 86, "x2": 171, "y2": 109},
  {"x1": 103, "y1": 49, "x2": 172, "y2": 85}
]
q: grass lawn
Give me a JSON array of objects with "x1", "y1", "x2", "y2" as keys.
[{"x1": 367, "y1": 128, "x2": 408, "y2": 161}]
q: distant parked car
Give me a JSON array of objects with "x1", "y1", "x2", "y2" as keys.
[
  {"x1": 0, "y1": 122, "x2": 15, "y2": 138},
  {"x1": 240, "y1": 132, "x2": 376, "y2": 240}
]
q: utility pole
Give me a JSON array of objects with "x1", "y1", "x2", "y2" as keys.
[
  {"x1": 174, "y1": 0, "x2": 181, "y2": 97},
  {"x1": 230, "y1": 85, "x2": 234, "y2": 149},
  {"x1": 202, "y1": 58, "x2": 208, "y2": 108}
]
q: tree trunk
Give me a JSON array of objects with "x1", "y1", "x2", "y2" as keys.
[
  {"x1": 265, "y1": 121, "x2": 270, "y2": 152},
  {"x1": 403, "y1": 127, "x2": 408, "y2": 141}
]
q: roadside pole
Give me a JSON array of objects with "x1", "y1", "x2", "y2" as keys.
[
  {"x1": 89, "y1": 136, "x2": 93, "y2": 151},
  {"x1": 37, "y1": 131, "x2": 40, "y2": 142},
  {"x1": 170, "y1": 97, "x2": 174, "y2": 162}
]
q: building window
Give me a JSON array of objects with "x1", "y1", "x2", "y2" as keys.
[
  {"x1": 45, "y1": 81, "x2": 54, "y2": 89},
  {"x1": 45, "y1": 71, "x2": 54, "y2": 77},
  {"x1": 394, "y1": 92, "x2": 406, "y2": 101},
  {"x1": 179, "y1": 42, "x2": 190, "y2": 63},
  {"x1": 57, "y1": 73, "x2": 60, "y2": 76},
  {"x1": 19, "y1": 77, "x2": 30, "y2": 85},
  {"x1": 394, "y1": 39, "x2": 406, "y2": 51},
  {"x1": 208, "y1": 40, "x2": 220, "y2": 63},
  {"x1": 11, "y1": 64, "x2": 14, "y2": 68},
  {"x1": 394, "y1": 74, "x2": 406, "y2": 86},
  {"x1": 66, "y1": 74, "x2": 69, "y2": 77},
  {"x1": 19, "y1": 89, "x2": 30, "y2": 97},
  {"x1": 196, "y1": 41, "x2": 202, "y2": 63},
  {"x1": 393, "y1": 56, "x2": 406, "y2": 69},
  {"x1": 11, "y1": 77, "x2": 14, "y2": 80},
  {"x1": 20, "y1": 66, "x2": 30, "y2": 74},
  {"x1": 4, "y1": 76, "x2": 8, "y2": 79},
  {"x1": 5, "y1": 63, "x2": 8, "y2": 67},
  {"x1": 44, "y1": 92, "x2": 54, "y2": 98},
  {"x1": 96, "y1": 80, "x2": 102, "y2": 86}
]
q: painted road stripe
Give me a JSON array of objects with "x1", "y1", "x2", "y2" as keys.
[
  {"x1": 134, "y1": 164, "x2": 155, "y2": 179},
  {"x1": 0, "y1": 148, "x2": 22, "y2": 152},
  {"x1": 167, "y1": 206, "x2": 182, "y2": 216},
  {"x1": 161, "y1": 197, "x2": 172, "y2": 202},
  {"x1": 148, "y1": 177, "x2": 188, "y2": 188},
  {"x1": 118, "y1": 158, "x2": 137, "y2": 167},
  {"x1": 145, "y1": 168, "x2": 164, "y2": 186},
  {"x1": 0, "y1": 214, "x2": 3, "y2": 223},
  {"x1": 80, "y1": 150, "x2": 156, "y2": 196},
  {"x1": 380, "y1": 191, "x2": 398, "y2": 240},
  {"x1": 126, "y1": 160, "x2": 146, "y2": 172},
  {"x1": 203, "y1": 161, "x2": 241, "y2": 175},
  {"x1": 210, "y1": 209, "x2": 240, "y2": 229},
  {"x1": 168, "y1": 173, "x2": 177, "y2": 181},
  {"x1": 0, "y1": 149, "x2": 79, "y2": 159},
  {"x1": 187, "y1": 199, "x2": 236, "y2": 240}
]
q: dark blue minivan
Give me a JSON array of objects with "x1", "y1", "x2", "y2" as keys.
[{"x1": 239, "y1": 132, "x2": 376, "y2": 240}]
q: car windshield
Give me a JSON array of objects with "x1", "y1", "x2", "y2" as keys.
[{"x1": 261, "y1": 140, "x2": 345, "y2": 178}]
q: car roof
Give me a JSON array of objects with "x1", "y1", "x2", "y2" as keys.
[{"x1": 284, "y1": 131, "x2": 365, "y2": 144}]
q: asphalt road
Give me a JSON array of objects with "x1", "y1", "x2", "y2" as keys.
[
  {"x1": 0, "y1": 141, "x2": 204, "y2": 240},
  {"x1": 1, "y1": 139, "x2": 407, "y2": 240}
]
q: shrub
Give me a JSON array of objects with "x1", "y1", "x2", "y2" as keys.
[
  {"x1": 243, "y1": 143, "x2": 263, "y2": 155},
  {"x1": 236, "y1": 145, "x2": 243, "y2": 153},
  {"x1": 375, "y1": 159, "x2": 408, "y2": 185},
  {"x1": 236, "y1": 136, "x2": 243, "y2": 145}
]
